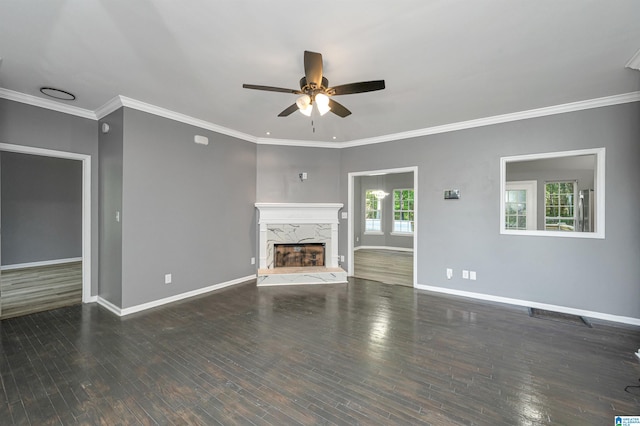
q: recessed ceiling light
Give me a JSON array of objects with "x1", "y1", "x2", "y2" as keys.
[
  {"x1": 39, "y1": 87, "x2": 76, "y2": 101},
  {"x1": 332, "y1": 136, "x2": 337, "y2": 140},
  {"x1": 266, "y1": 131, "x2": 271, "y2": 135}
]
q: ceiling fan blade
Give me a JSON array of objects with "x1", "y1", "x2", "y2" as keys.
[
  {"x1": 304, "y1": 51, "x2": 323, "y2": 88},
  {"x1": 278, "y1": 103, "x2": 299, "y2": 117},
  {"x1": 328, "y1": 80, "x2": 386, "y2": 96},
  {"x1": 328, "y1": 99, "x2": 352, "y2": 118},
  {"x1": 243, "y1": 84, "x2": 301, "y2": 94}
]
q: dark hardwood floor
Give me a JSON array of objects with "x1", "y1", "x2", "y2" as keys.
[{"x1": 1, "y1": 278, "x2": 639, "y2": 425}]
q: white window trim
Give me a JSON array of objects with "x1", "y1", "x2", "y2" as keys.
[{"x1": 500, "y1": 147, "x2": 605, "y2": 239}]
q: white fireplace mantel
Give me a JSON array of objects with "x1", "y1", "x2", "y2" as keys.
[
  {"x1": 255, "y1": 203, "x2": 343, "y2": 225},
  {"x1": 255, "y1": 203, "x2": 343, "y2": 271}
]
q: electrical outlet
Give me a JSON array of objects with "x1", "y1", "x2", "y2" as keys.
[
  {"x1": 340, "y1": 255, "x2": 345, "y2": 262},
  {"x1": 462, "y1": 270, "x2": 469, "y2": 279},
  {"x1": 251, "y1": 257, "x2": 255, "y2": 265},
  {"x1": 164, "y1": 273, "x2": 172, "y2": 284},
  {"x1": 446, "y1": 268, "x2": 453, "y2": 280},
  {"x1": 470, "y1": 271, "x2": 477, "y2": 280}
]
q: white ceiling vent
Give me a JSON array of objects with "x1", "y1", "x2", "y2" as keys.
[
  {"x1": 194, "y1": 135, "x2": 209, "y2": 146},
  {"x1": 625, "y1": 48, "x2": 640, "y2": 71}
]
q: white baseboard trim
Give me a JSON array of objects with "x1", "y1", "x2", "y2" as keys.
[
  {"x1": 354, "y1": 246, "x2": 414, "y2": 252},
  {"x1": 257, "y1": 280, "x2": 348, "y2": 287},
  {"x1": 97, "y1": 297, "x2": 122, "y2": 316},
  {"x1": 415, "y1": 283, "x2": 640, "y2": 326},
  {"x1": 85, "y1": 295, "x2": 98, "y2": 303},
  {"x1": 98, "y1": 275, "x2": 256, "y2": 317},
  {"x1": 1, "y1": 257, "x2": 83, "y2": 271}
]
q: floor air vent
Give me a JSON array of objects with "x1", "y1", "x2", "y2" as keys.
[{"x1": 528, "y1": 308, "x2": 592, "y2": 327}]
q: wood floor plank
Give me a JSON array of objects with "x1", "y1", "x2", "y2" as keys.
[
  {"x1": 1, "y1": 278, "x2": 639, "y2": 424},
  {"x1": 354, "y1": 248, "x2": 413, "y2": 286},
  {"x1": 1, "y1": 262, "x2": 82, "y2": 319}
]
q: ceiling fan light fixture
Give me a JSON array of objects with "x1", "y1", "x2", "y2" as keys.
[
  {"x1": 296, "y1": 94, "x2": 310, "y2": 109},
  {"x1": 315, "y1": 93, "x2": 331, "y2": 116},
  {"x1": 299, "y1": 104, "x2": 312, "y2": 116},
  {"x1": 296, "y1": 94, "x2": 312, "y2": 116}
]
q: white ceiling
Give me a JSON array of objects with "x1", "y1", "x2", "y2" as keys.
[{"x1": 1, "y1": 0, "x2": 639, "y2": 143}]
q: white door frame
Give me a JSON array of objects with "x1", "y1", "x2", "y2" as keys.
[
  {"x1": 0, "y1": 143, "x2": 92, "y2": 303},
  {"x1": 348, "y1": 166, "x2": 418, "y2": 287}
]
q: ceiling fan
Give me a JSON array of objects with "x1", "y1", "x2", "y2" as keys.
[{"x1": 242, "y1": 51, "x2": 385, "y2": 118}]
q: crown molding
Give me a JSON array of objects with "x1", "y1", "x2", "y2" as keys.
[
  {"x1": 255, "y1": 137, "x2": 343, "y2": 149},
  {"x1": 2, "y1": 87, "x2": 639, "y2": 147},
  {"x1": 626, "y1": 48, "x2": 640, "y2": 71},
  {"x1": 0, "y1": 87, "x2": 97, "y2": 120},
  {"x1": 117, "y1": 96, "x2": 258, "y2": 143},
  {"x1": 94, "y1": 95, "x2": 124, "y2": 119},
  {"x1": 339, "y1": 91, "x2": 640, "y2": 148}
]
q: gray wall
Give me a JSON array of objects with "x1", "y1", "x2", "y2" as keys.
[
  {"x1": 98, "y1": 109, "x2": 124, "y2": 307},
  {"x1": 340, "y1": 102, "x2": 640, "y2": 319},
  {"x1": 355, "y1": 172, "x2": 414, "y2": 249},
  {"x1": 1, "y1": 152, "x2": 82, "y2": 265},
  {"x1": 119, "y1": 108, "x2": 257, "y2": 308},
  {"x1": 256, "y1": 145, "x2": 341, "y2": 202},
  {"x1": 0, "y1": 98, "x2": 99, "y2": 295}
]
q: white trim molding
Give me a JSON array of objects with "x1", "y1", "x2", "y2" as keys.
[
  {"x1": 354, "y1": 246, "x2": 413, "y2": 252},
  {"x1": 97, "y1": 96, "x2": 259, "y2": 143},
  {"x1": 1, "y1": 257, "x2": 82, "y2": 271},
  {"x1": 500, "y1": 147, "x2": 605, "y2": 239},
  {"x1": 0, "y1": 143, "x2": 93, "y2": 303},
  {"x1": 339, "y1": 92, "x2": 640, "y2": 148},
  {"x1": 415, "y1": 283, "x2": 640, "y2": 326},
  {"x1": 97, "y1": 275, "x2": 256, "y2": 317},
  {"x1": 0, "y1": 88, "x2": 96, "y2": 119},
  {"x1": 1, "y1": 87, "x2": 638, "y2": 148},
  {"x1": 348, "y1": 166, "x2": 418, "y2": 287}
]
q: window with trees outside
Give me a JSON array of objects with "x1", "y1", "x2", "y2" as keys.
[
  {"x1": 545, "y1": 181, "x2": 576, "y2": 231},
  {"x1": 505, "y1": 181, "x2": 536, "y2": 230},
  {"x1": 393, "y1": 189, "x2": 414, "y2": 233},
  {"x1": 365, "y1": 190, "x2": 382, "y2": 232}
]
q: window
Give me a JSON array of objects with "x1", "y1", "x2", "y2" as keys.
[
  {"x1": 393, "y1": 189, "x2": 414, "y2": 233},
  {"x1": 545, "y1": 181, "x2": 576, "y2": 231},
  {"x1": 365, "y1": 190, "x2": 382, "y2": 232},
  {"x1": 505, "y1": 181, "x2": 536, "y2": 230}
]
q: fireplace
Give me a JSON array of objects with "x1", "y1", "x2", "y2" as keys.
[
  {"x1": 255, "y1": 203, "x2": 347, "y2": 286},
  {"x1": 275, "y1": 243, "x2": 325, "y2": 268}
]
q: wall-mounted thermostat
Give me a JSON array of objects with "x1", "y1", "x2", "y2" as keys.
[{"x1": 444, "y1": 189, "x2": 460, "y2": 199}]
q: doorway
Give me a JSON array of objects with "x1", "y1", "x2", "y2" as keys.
[
  {"x1": 347, "y1": 167, "x2": 418, "y2": 287},
  {"x1": 0, "y1": 143, "x2": 91, "y2": 318}
]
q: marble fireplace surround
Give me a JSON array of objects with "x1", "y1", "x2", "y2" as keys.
[{"x1": 255, "y1": 203, "x2": 346, "y2": 286}]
